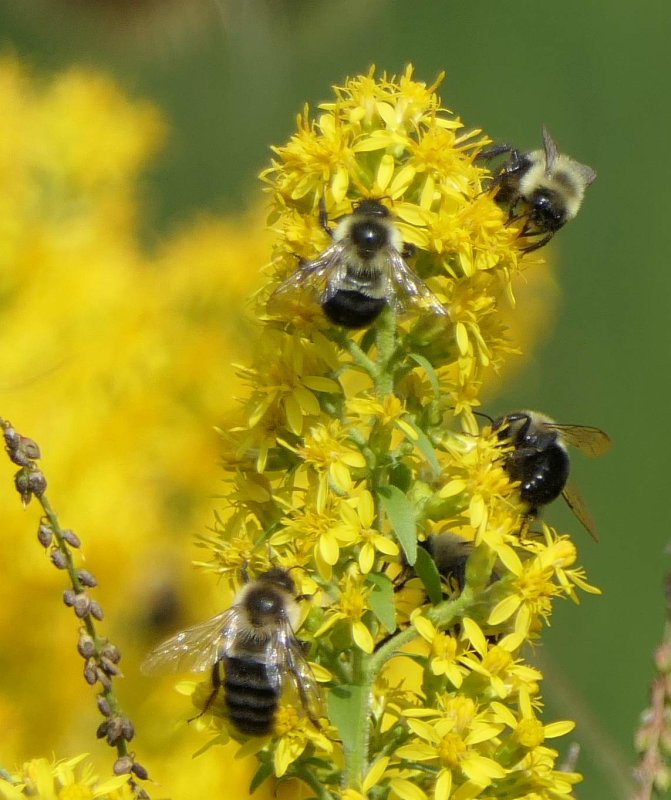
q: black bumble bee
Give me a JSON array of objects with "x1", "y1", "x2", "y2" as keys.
[
  {"x1": 485, "y1": 126, "x2": 597, "y2": 253},
  {"x1": 269, "y1": 198, "x2": 448, "y2": 328},
  {"x1": 494, "y1": 411, "x2": 611, "y2": 540},
  {"x1": 422, "y1": 531, "x2": 473, "y2": 592},
  {"x1": 141, "y1": 568, "x2": 322, "y2": 736}
]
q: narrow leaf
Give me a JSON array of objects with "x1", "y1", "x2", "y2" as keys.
[
  {"x1": 409, "y1": 353, "x2": 441, "y2": 400},
  {"x1": 378, "y1": 485, "x2": 417, "y2": 565},
  {"x1": 367, "y1": 572, "x2": 397, "y2": 632},
  {"x1": 405, "y1": 419, "x2": 441, "y2": 475},
  {"x1": 328, "y1": 684, "x2": 366, "y2": 755},
  {"x1": 414, "y1": 546, "x2": 443, "y2": 605},
  {"x1": 249, "y1": 762, "x2": 273, "y2": 794}
]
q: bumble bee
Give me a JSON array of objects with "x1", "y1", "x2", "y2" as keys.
[
  {"x1": 269, "y1": 198, "x2": 448, "y2": 328},
  {"x1": 141, "y1": 568, "x2": 322, "y2": 736},
  {"x1": 486, "y1": 126, "x2": 597, "y2": 253},
  {"x1": 421, "y1": 532, "x2": 473, "y2": 592},
  {"x1": 495, "y1": 411, "x2": 611, "y2": 540}
]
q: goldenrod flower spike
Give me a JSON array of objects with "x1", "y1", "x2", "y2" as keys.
[{"x1": 195, "y1": 66, "x2": 596, "y2": 799}]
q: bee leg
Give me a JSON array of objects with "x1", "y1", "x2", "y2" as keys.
[
  {"x1": 499, "y1": 412, "x2": 532, "y2": 438},
  {"x1": 476, "y1": 142, "x2": 514, "y2": 161},
  {"x1": 401, "y1": 242, "x2": 416, "y2": 260},
  {"x1": 505, "y1": 200, "x2": 526, "y2": 227},
  {"x1": 187, "y1": 662, "x2": 223, "y2": 722},
  {"x1": 373, "y1": 629, "x2": 401, "y2": 653},
  {"x1": 318, "y1": 196, "x2": 334, "y2": 238},
  {"x1": 519, "y1": 232, "x2": 554, "y2": 254}
]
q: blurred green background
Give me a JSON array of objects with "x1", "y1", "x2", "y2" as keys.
[{"x1": 1, "y1": 1, "x2": 668, "y2": 797}]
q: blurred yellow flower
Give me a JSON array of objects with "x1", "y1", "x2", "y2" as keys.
[{"x1": 0, "y1": 56, "x2": 272, "y2": 799}]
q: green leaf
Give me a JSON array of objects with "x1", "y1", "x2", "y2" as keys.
[
  {"x1": 409, "y1": 353, "x2": 440, "y2": 400},
  {"x1": 328, "y1": 684, "x2": 366, "y2": 755},
  {"x1": 378, "y1": 485, "x2": 417, "y2": 565},
  {"x1": 405, "y1": 419, "x2": 441, "y2": 476},
  {"x1": 414, "y1": 545, "x2": 443, "y2": 605},
  {"x1": 249, "y1": 762, "x2": 273, "y2": 794},
  {"x1": 388, "y1": 461, "x2": 413, "y2": 492},
  {"x1": 367, "y1": 572, "x2": 397, "y2": 632}
]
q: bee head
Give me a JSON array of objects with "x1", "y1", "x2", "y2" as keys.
[
  {"x1": 528, "y1": 187, "x2": 568, "y2": 230},
  {"x1": 346, "y1": 200, "x2": 392, "y2": 260},
  {"x1": 256, "y1": 567, "x2": 296, "y2": 595},
  {"x1": 352, "y1": 198, "x2": 390, "y2": 219},
  {"x1": 495, "y1": 411, "x2": 560, "y2": 453}
]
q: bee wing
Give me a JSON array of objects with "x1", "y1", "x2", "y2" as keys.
[
  {"x1": 141, "y1": 608, "x2": 241, "y2": 676},
  {"x1": 575, "y1": 161, "x2": 597, "y2": 187},
  {"x1": 268, "y1": 242, "x2": 348, "y2": 308},
  {"x1": 562, "y1": 480, "x2": 600, "y2": 542},
  {"x1": 387, "y1": 249, "x2": 449, "y2": 319},
  {"x1": 264, "y1": 622, "x2": 323, "y2": 718},
  {"x1": 286, "y1": 638, "x2": 324, "y2": 719},
  {"x1": 544, "y1": 423, "x2": 612, "y2": 458},
  {"x1": 542, "y1": 125, "x2": 559, "y2": 173}
]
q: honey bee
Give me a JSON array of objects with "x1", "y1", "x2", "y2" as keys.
[
  {"x1": 141, "y1": 568, "x2": 322, "y2": 736},
  {"x1": 495, "y1": 410, "x2": 611, "y2": 540},
  {"x1": 269, "y1": 198, "x2": 448, "y2": 328}
]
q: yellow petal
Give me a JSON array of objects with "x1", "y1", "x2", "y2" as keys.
[
  {"x1": 293, "y1": 385, "x2": 320, "y2": 415},
  {"x1": 303, "y1": 375, "x2": 341, "y2": 393},
  {"x1": 357, "y1": 490, "x2": 375, "y2": 527},
  {"x1": 319, "y1": 532, "x2": 340, "y2": 565},
  {"x1": 359, "y1": 543, "x2": 374, "y2": 574},
  {"x1": 461, "y1": 617, "x2": 487, "y2": 656},
  {"x1": 388, "y1": 164, "x2": 416, "y2": 197},
  {"x1": 455, "y1": 321, "x2": 469, "y2": 355},
  {"x1": 495, "y1": 543, "x2": 522, "y2": 575},
  {"x1": 283, "y1": 393, "x2": 303, "y2": 435},
  {"x1": 439, "y1": 479, "x2": 466, "y2": 498},
  {"x1": 390, "y1": 778, "x2": 429, "y2": 800},
  {"x1": 352, "y1": 621, "x2": 374, "y2": 653},
  {"x1": 468, "y1": 494, "x2": 485, "y2": 528},
  {"x1": 544, "y1": 720, "x2": 575, "y2": 738},
  {"x1": 330, "y1": 461, "x2": 353, "y2": 492},
  {"x1": 488, "y1": 595, "x2": 521, "y2": 626},
  {"x1": 434, "y1": 769, "x2": 452, "y2": 800},
  {"x1": 363, "y1": 757, "x2": 390, "y2": 794},
  {"x1": 376, "y1": 153, "x2": 395, "y2": 192}
]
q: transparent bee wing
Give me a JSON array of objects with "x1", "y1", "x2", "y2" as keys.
[
  {"x1": 575, "y1": 161, "x2": 597, "y2": 187},
  {"x1": 542, "y1": 125, "x2": 559, "y2": 173},
  {"x1": 263, "y1": 621, "x2": 323, "y2": 719},
  {"x1": 268, "y1": 241, "x2": 348, "y2": 309},
  {"x1": 285, "y1": 637, "x2": 324, "y2": 720},
  {"x1": 262, "y1": 625, "x2": 292, "y2": 693},
  {"x1": 141, "y1": 607, "x2": 241, "y2": 676},
  {"x1": 387, "y1": 248, "x2": 449, "y2": 319},
  {"x1": 545, "y1": 423, "x2": 612, "y2": 458},
  {"x1": 562, "y1": 480, "x2": 600, "y2": 542}
]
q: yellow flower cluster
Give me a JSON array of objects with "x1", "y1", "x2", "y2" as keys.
[
  {"x1": 0, "y1": 756, "x2": 135, "y2": 800},
  {"x1": 193, "y1": 66, "x2": 598, "y2": 799}
]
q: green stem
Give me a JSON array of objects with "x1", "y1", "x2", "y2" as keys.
[
  {"x1": 374, "y1": 306, "x2": 397, "y2": 396},
  {"x1": 329, "y1": 330, "x2": 379, "y2": 381},
  {"x1": 296, "y1": 766, "x2": 337, "y2": 800},
  {"x1": 340, "y1": 590, "x2": 474, "y2": 791},
  {"x1": 345, "y1": 647, "x2": 371, "y2": 789}
]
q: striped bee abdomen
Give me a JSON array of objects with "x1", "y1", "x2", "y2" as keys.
[{"x1": 223, "y1": 655, "x2": 279, "y2": 735}]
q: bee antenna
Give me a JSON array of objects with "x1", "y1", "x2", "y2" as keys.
[
  {"x1": 352, "y1": 194, "x2": 392, "y2": 209},
  {"x1": 472, "y1": 409, "x2": 495, "y2": 425}
]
